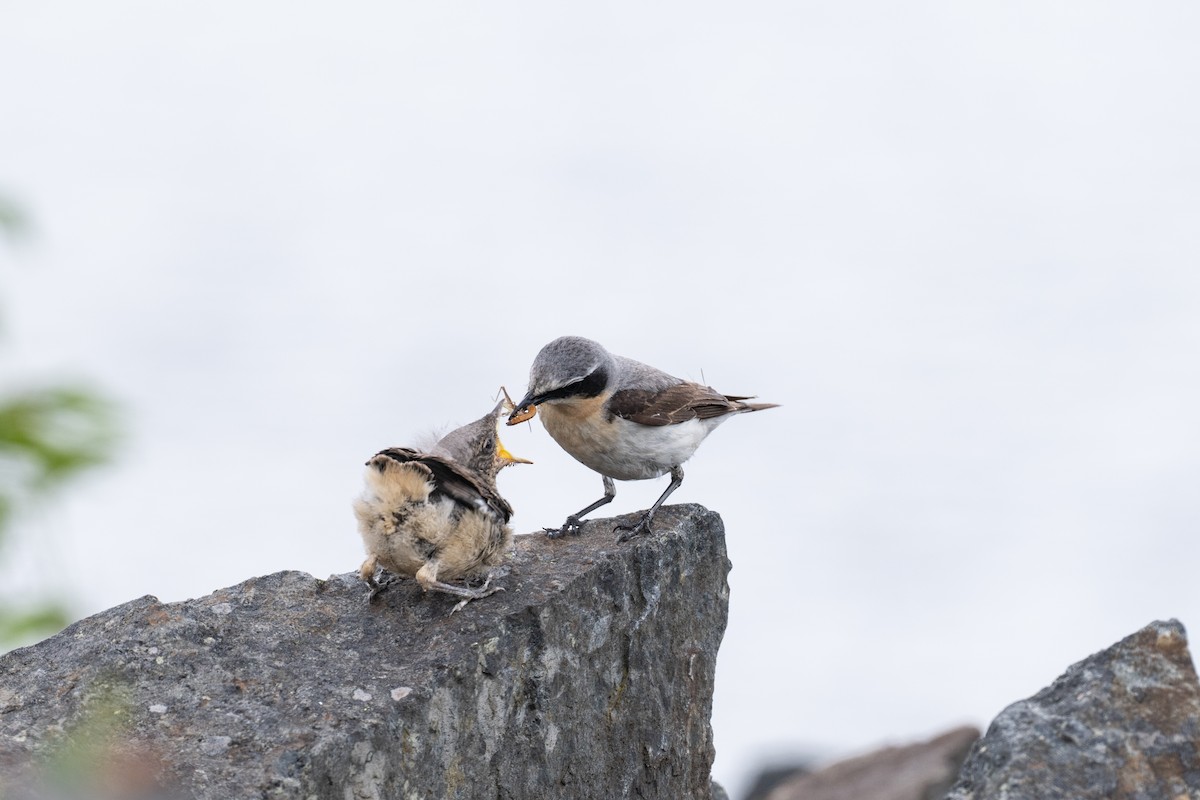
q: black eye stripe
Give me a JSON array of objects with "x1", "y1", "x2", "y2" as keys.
[{"x1": 538, "y1": 366, "x2": 608, "y2": 402}]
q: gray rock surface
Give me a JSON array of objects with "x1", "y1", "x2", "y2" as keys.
[
  {"x1": 764, "y1": 726, "x2": 979, "y2": 800},
  {"x1": 945, "y1": 619, "x2": 1200, "y2": 800},
  {"x1": 743, "y1": 763, "x2": 812, "y2": 800},
  {"x1": 0, "y1": 503, "x2": 730, "y2": 800}
]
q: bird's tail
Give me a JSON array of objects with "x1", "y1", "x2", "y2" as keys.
[{"x1": 724, "y1": 395, "x2": 780, "y2": 413}]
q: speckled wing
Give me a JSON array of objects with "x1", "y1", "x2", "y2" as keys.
[
  {"x1": 606, "y1": 382, "x2": 764, "y2": 427},
  {"x1": 374, "y1": 448, "x2": 513, "y2": 522}
]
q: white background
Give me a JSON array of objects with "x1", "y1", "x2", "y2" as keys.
[{"x1": 3, "y1": 3, "x2": 1199, "y2": 797}]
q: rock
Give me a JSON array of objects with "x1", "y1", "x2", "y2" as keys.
[
  {"x1": 0, "y1": 504, "x2": 730, "y2": 800},
  {"x1": 743, "y1": 762, "x2": 812, "y2": 800},
  {"x1": 764, "y1": 726, "x2": 979, "y2": 800},
  {"x1": 945, "y1": 619, "x2": 1200, "y2": 799}
]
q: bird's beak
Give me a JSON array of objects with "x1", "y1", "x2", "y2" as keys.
[
  {"x1": 493, "y1": 393, "x2": 533, "y2": 463},
  {"x1": 505, "y1": 391, "x2": 539, "y2": 426},
  {"x1": 506, "y1": 404, "x2": 537, "y2": 425},
  {"x1": 498, "y1": 386, "x2": 534, "y2": 425},
  {"x1": 496, "y1": 437, "x2": 532, "y2": 466}
]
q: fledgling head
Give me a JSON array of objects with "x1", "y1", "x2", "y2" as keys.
[
  {"x1": 431, "y1": 400, "x2": 531, "y2": 479},
  {"x1": 510, "y1": 336, "x2": 614, "y2": 421}
]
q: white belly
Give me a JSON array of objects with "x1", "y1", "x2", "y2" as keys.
[{"x1": 540, "y1": 400, "x2": 725, "y2": 481}]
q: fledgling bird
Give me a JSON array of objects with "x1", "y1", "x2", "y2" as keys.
[
  {"x1": 353, "y1": 398, "x2": 531, "y2": 611},
  {"x1": 508, "y1": 336, "x2": 777, "y2": 540}
]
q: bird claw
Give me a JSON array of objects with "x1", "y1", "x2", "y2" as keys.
[
  {"x1": 614, "y1": 514, "x2": 654, "y2": 542},
  {"x1": 544, "y1": 516, "x2": 584, "y2": 539},
  {"x1": 448, "y1": 575, "x2": 506, "y2": 614},
  {"x1": 367, "y1": 573, "x2": 400, "y2": 602}
]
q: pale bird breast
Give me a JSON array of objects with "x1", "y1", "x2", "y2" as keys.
[
  {"x1": 539, "y1": 396, "x2": 617, "y2": 462},
  {"x1": 539, "y1": 397, "x2": 717, "y2": 481}
]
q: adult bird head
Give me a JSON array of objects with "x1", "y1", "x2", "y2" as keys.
[{"x1": 507, "y1": 336, "x2": 613, "y2": 425}]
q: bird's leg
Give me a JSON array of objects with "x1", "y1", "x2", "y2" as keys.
[
  {"x1": 446, "y1": 571, "x2": 507, "y2": 614},
  {"x1": 360, "y1": 556, "x2": 395, "y2": 601},
  {"x1": 359, "y1": 555, "x2": 378, "y2": 587},
  {"x1": 545, "y1": 476, "x2": 616, "y2": 538},
  {"x1": 416, "y1": 561, "x2": 505, "y2": 613},
  {"x1": 615, "y1": 465, "x2": 684, "y2": 542}
]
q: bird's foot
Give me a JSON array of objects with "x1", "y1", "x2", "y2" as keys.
[
  {"x1": 614, "y1": 513, "x2": 655, "y2": 542},
  {"x1": 366, "y1": 573, "x2": 400, "y2": 602},
  {"x1": 544, "y1": 515, "x2": 585, "y2": 539},
  {"x1": 448, "y1": 573, "x2": 506, "y2": 614}
]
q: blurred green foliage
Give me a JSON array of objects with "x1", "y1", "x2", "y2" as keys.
[
  {"x1": 41, "y1": 679, "x2": 155, "y2": 795},
  {"x1": 0, "y1": 677, "x2": 166, "y2": 798},
  {"x1": 0, "y1": 386, "x2": 119, "y2": 530},
  {"x1": 1, "y1": 190, "x2": 120, "y2": 651},
  {"x1": 0, "y1": 602, "x2": 72, "y2": 644},
  {"x1": 0, "y1": 190, "x2": 29, "y2": 242},
  {"x1": 44, "y1": 680, "x2": 133, "y2": 784}
]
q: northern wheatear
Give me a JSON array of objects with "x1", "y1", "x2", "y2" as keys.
[
  {"x1": 508, "y1": 336, "x2": 777, "y2": 540},
  {"x1": 354, "y1": 398, "x2": 531, "y2": 611}
]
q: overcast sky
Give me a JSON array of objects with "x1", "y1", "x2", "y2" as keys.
[{"x1": 3, "y1": 3, "x2": 1200, "y2": 797}]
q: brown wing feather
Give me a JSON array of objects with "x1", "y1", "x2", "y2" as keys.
[
  {"x1": 607, "y1": 382, "x2": 771, "y2": 427},
  {"x1": 375, "y1": 448, "x2": 513, "y2": 522}
]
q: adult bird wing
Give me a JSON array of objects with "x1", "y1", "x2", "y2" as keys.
[
  {"x1": 607, "y1": 382, "x2": 767, "y2": 426},
  {"x1": 375, "y1": 447, "x2": 513, "y2": 522}
]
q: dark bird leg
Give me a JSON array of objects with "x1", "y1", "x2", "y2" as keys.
[
  {"x1": 546, "y1": 476, "x2": 616, "y2": 539},
  {"x1": 615, "y1": 465, "x2": 684, "y2": 542}
]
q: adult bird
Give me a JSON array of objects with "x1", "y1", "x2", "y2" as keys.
[
  {"x1": 508, "y1": 336, "x2": 777, "y2": 540},
  {"x1": 354, "y1": 398, "x2": 530, "y2": 611}
]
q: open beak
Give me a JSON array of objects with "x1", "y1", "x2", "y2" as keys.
[
  {"x1": 496, "y1": 436, "x2": 532, "y2": 466},
  {"x1": 493, "y1": 389, "x2": 532, "y2": 464}
]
